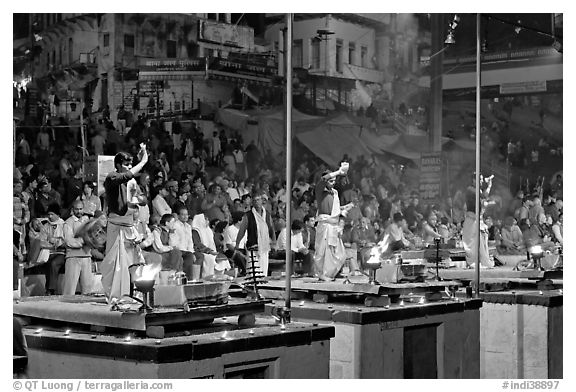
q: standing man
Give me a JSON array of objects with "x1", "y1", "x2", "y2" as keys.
[
  {"x1": 13, "y1": 179, "x2": 30, "y2": 257},
  {"x1": 462, "y1": 173, "x2": 493, "y2": 268},
  {"x1": 313, "y1": 162, "x2": 354, "y2": 280},
  {"x1": 235, "y1": 190, "x2": 276, "y2": 277},
  {"x1": 102, "y1": 144, "x2": 148, "y2": 305},
  {"x1": 62, "y1": 200, "x2": 92, "y2": 295}
]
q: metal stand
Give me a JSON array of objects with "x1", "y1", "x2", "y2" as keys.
[
  {"x1": 434, "y1": 238, "x2": 443, "y2": 281},
  {"x1": 244, "y1": 245, "x2": 265, "y2": 300}
]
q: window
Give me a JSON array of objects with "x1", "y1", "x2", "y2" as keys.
[
  {"x1": 348, "y1": 42, "x2": 356, "y2": 65},
  {"x1": 103, "y1": 33, "x2": 110, "y2": 47},
  {"x1": 311, "y1": 38, "x2": 320, "y2": 69},
  {"x1": 52, "y1": 50, "x2": 56, "y2": 67},
  {"x1": 361, "y1": 46, "x2": 368, "y2": 68},
  {"x1": 46, "y1": 52, "x2": 50, "y2": 69},
  {"x1": 292, "y1": 39, "x2": 303, "y2": 68},
  {"x1": 207, "y1": 13, "x2": 217, "y2": 21},
  {"x1": 336, "y1": 39, "x2": 343, "y2": 72},
  {"x1": 124, "y1": 34, "x2": 134, "y2": 56},
  {"x1": 167, "y1": 40, "x2": 177, "y2": 58},
  {"x1": 68, "y1": 38, "x2": 73, "y2": 64}
]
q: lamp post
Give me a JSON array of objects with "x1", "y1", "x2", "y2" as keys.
[
  {"x1": 281, "y1": 13, "x2": 294, "y2": 325},
  {"x1": 474, "y1": 13, "x2": 481, "y2": 297},
  {"x1": 316, "y1": 29, "x2": 334, "y2": 114}
]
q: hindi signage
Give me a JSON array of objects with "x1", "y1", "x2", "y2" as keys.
[
  {"x1": 419, "y1": 152, "x2": 442, "y2": 204},
  {"x1": 140, "y1": 58, "x2": 206, "y2": 72},
  {"x1": 500, "y1": 81, "x2": 547, "y2": 95}
]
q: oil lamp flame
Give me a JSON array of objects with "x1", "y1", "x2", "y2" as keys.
[{"x1": 137, "y1": 264, "x2": 162, "y2": 282}]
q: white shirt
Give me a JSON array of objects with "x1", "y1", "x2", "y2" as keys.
[
  {"x1": 233, "y1": 149, "x2": 244, "y2": 163},
  {"x1": 227, "y1": 187, "x2": 240, "y2": 202},
  {"x1": 224, "y1": 224, "x2": 246, "y2": 249},
  {"x1": 277, "y1": 228, "x2": 306, "y2": 252},
  {"x1": 170, "y1": 220, "x2": 195, "y2": 252},
  {"x1": 152, "y1": 195, "x2": 172, "y2": 217}
]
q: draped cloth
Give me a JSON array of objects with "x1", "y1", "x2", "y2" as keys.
[
  {"x1": 251, "y1": 207, "x2": 271, "y2": 277},
  {"x1": 462, "y1": 211, "x2": 493, "y2": 268},
  {"x1": 102, "y1": 213, "x2": 138, "y2": 304},
  {"x1": 191, "y1": 214, "x2": 229, "y2": 277},
  {"x1": 313, "y1": 188, "x2": 345, "y2": 278}
]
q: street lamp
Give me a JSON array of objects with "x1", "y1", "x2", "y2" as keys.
[{"x1": 316, "y1": 29, "x2": 334, "y2": 113}]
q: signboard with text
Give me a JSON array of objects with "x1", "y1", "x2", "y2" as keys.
[
  {"x1": 84, "y1": 155, "x2": 115, "y2": 196},
  {"x1": 140, "y1": 58, "x2": 206, "y2": 72},
  {"x1": 419, "y1": 152, "x2": 442, "y2": 204}
]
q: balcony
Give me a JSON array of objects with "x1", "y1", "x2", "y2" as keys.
[{"x1": 341, "y1": 63, "x2": 385, "y2": 83}]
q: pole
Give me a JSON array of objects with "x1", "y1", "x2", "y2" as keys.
[
  {"x1": 324, "y1": 34, "x2": 328, "y2": 113},
  {"x1": 13, "y1": 119, "x2": 17, "y2": 166},
  {"x1": 80, "y1": 99, "x2": 87, "y2": 176},
  {"x1": 283, "y1": 13, "x2": 293, "y2": 322},
  {"x1": 475, "y1": 13, "x2": 481, "y2": 297}
]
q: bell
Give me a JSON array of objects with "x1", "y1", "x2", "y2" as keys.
[{"x1": 444, "y1": 31, "x2": 456, "y2": 45}]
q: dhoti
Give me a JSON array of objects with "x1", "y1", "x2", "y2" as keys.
[
  {"x1": 313, "y1": 216, "x2": 346, "y2": 278},
  {"x1": 101, "y1": 213, "x2": 139, "y2": 303},
  {"x1": 462, "y1": 211, "x2": 493, "y2": 268}
]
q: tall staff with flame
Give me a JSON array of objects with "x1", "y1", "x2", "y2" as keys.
[
  {"x1": 101, "y1": 144, "x2": 149, "y2": 306},
  {"x1": 313, "y1": 162, "x2": 354, "y2": 281}
]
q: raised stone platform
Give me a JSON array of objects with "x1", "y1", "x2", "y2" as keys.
[
  {"x1": 21, "y1": 316, "x2": 335, "y2": 379},
  {"x1": 259, "y1": 277, "x2": 460, "y2": 299},
  {"x1": 266, "y1": 298, "x2": 482, "y2": 378},
  {"x1": 478, "y1": 290, "x2": 563, "y2": 379},
  {"x1": 13, "y1": 295, "x2": 268, "y2": 336}
]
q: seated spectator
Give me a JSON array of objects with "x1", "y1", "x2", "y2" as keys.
[
  {"x1": 191, "y1": 213, "x2": 225, "y2": 277},
  {"x1": 202, "y1": 183, "x2": 227, "y2": 222},
  {"x1": 274, "y1": 219, "x2": 314, "y2": 276},
  {"x1": 151, "y1": 214, "x2": 184, "y2": 272},
  {"x1": 131, "y1": 209, "x2": 161, "y2": 267},
  {"x1": 519, "y1": 217, "x2": 555, "y2": 251},
  {"x1": 499, "y1": 217, "x2": 526, "y2": 255},
  {"x1": 302, "y1": 214, "x2": 316, "y2": 251},
  {"x1": 38, "y1": 203, "x2": 66, "y2": 295},
  {"x1": 438, "y1": 217, "x2": 453, "y2": 241},
  {"x1": 170, "y1": 206, "x2": 201, "y2": 281},
  {"x1": 385, "y1": 212, "x2": 412, "y2": 251},
  {"x1": 223, "y1": 211, "x2": 248, "y2": 275},
  {"x1": 352, "y1": 217, "x2": 377, "y2": 266},
  {"x1": 164, "y1": 180, "x2": 179, "y2": 209},
  {"x1": 35, "y1": 179, "x2": 62, "y2": 218},
  {"x1": 551, "y1": 213, "x2": 563, "y2": 245},
  {"x1": 292, "y1": 199, "x2": 310, "y2": 222},
  {"x1": 421, "y1": 213, "x2": 442, "y2": 245},
  {"x1": 514, "y1": 197, "x2": 531, "y2": 222},
  {"x1": 76, "y1": 181, "x2": 101, "y2": 217},
  {"x1": 152, "y1": 186, "x2": 172, "y2": 217}
]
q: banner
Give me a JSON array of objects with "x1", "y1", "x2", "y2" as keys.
[
  {"x1": 84, "y1": 155, "x2": 115, "y2": 196},
  {"x1": 500, "y1": 81, "x2": 547, "y2": 95},
  {"x1": 419, "y1": 152, "x2": 442, "y2": 204}
]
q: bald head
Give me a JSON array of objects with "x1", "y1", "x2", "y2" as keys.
[{"x1": 71, "y1": 200, "x2": 84, "y2": 218}]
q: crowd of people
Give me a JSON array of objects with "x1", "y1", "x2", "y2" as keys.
[{"x1": 13, "y1": 109, "x2": 564, "y2": 298}]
